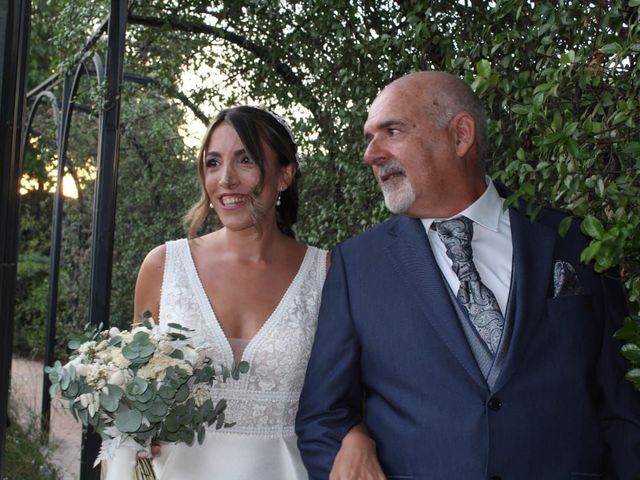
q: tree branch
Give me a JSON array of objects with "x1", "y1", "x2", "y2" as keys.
[{"x1": 128, "y1": 14, "x2": 303, "y2": 90}]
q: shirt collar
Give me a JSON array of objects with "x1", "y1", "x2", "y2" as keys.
[{"x1": 421, "y1": 176, "x2": 504, "y2": 233}]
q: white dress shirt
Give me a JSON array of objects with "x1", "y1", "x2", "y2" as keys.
[{"x1": 421, "y1": 178, "x2": 513, "y2": 315}]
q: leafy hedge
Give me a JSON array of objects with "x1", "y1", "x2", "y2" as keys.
[{"x1": 20, "y1": 0, "x2": 640, "y2": 382}]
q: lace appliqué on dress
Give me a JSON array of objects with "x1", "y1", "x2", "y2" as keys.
[{"x1": 159, "y1": 240, "x2": 326, "y2": 438}]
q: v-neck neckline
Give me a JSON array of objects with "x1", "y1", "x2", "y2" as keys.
[{"x1": 181, "y1": 239, "x2": 312, "y2": 367}]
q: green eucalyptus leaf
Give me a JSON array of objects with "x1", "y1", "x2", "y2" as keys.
[
  {"x1": 214, "y1": 399, "x2": 227, "y2": 415},
  {"x1": 158, "y1": 384, "x2": 176, "y2": 399},
  {"x1": 175, "y1": 383, "x2": 190, "y2": 403},
  {"x1": 122, "y1": 344, "x2": 140, "y2": 360},
  {"x1": 149, "y1": 400, "x2": 169, "y2": 417},
  {"x1": 215, "y1": 413, "x2": 225, "y2": 430},
  {"x1": 178, "y1": 426, "x2": 195, "y2": 445},
  {"x1": 167, "y1": 323, "x2": 194, "y2": 332},
  {"x1": 165, "y1": 413, "x2": 180, "y2": 433},
  {"x1": 115, "y1": 409, "x2": 143, "y2": 433},
  {"x1": 138, "y1": 343, "x2": 156, "y2": 358},
  {"x1": 126, "y1": 377, "x2": 149, "y2": 398},
  {"x1": 60, "y1": 369, "x2": 71, "y2": 390},
  {"x1": 65, "y1": 381, "x2": 80, "y2": 398},
  {"x1": 101, "y1": 386, "x2": 123, "y2": 412},
  {"x1": 49, "y1": 384, "x2": 60, "y2": 398},
  {"x1": 170, "y1": 350, "x2": 184, "y2": 360},
  {"x1": 78, "y1": 409, "x2": 89, "y2": 426}
]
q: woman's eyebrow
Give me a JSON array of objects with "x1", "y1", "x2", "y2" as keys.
[{"x1": 205, "y1": 148, "x2": 247, "y2": 158}]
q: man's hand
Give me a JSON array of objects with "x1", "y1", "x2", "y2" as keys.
[{"x1": 330, "y1": 424, "x2": 386, "y2": 480}]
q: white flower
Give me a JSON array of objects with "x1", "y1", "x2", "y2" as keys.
[
  {"x1": 85, "y1": 365, "x2": 110, "y2": 389},
  {"x1": 67, "y1": 355, "x2": 83, "y2": 367},
  {"x1": 77, "y1": 392, "x2": 92, "y2": 408},
  {"x1": 108, "y1": 327, "x2": 120, "y2": 337},
  {"x1": 95, "y1": 347, "x2": 113, "y2": 364},
  {"x1": 190, "y1": 383, "x2": 210, "y2": 407},
  {"x1": 110, "y1": 349, "x2": 131, "y2": 369},
  {"x1": 75, "y1": 363, "x2": 89, "y2": 377},
  {"x1": 119, "y1": 331, "x2": 133, "y2": 343},
  {"x1": 108, "y1": 370, "x2": 127, "y2": 387},
  {"x1": 78, "y1": 341, "x2": 96, "y2": 356},
  {"x1": 137, "y1": 355, "x2": 192, "y2": 380},
  {"x1": 66, "y1": 356, "x2": 88, "y2": 377},
  {"x1": 131, "y1": 325, "x2": 151, "y2": 336},
  {"x1": 182, "y1": 347, "x2": 200, "y2": 367},
  {"x1": 157, "y1": 339, "x2": 173, "y2": 355},
  {"x1": 87, "y1": 392, "x2": 101, "y2": 417}
]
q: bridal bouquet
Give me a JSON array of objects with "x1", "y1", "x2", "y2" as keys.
[{"x1": 46, "y1": 315, "x2": 248, "y2": 478}]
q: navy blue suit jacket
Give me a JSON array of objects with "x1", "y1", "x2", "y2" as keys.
[{"x1": 296, "y1": 195, "x2": 640, "y2": 479}]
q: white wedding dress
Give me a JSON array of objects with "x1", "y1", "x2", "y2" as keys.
[{"x1": 107, "y1": 239, "x2": 326, "y2": 480}]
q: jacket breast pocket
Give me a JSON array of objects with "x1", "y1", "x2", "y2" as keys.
[
  {"x1": 545, "y1": 293, "x2": 593, "y2": 318},
  {"x1": 544, "y1": 294, "x2": 599, "y2": 360}
]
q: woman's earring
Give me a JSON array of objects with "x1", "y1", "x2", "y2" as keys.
[
  {"x1": 209, "y1": 202, "x2": 214, "y2": 208},
  {"x1": 276, "y1": 192, "x2": 282, "y2": 207}
]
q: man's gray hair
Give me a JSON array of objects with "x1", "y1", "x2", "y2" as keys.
[{"x1": 425, "y1": 77, "x2": 490, "y2": 164}]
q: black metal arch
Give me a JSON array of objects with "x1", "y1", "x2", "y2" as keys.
[
  {"x1": 31, "y1": 51, "x2": 106, "y2": 432},
  {"x1": 10, "y1": 1, "x2": 128, "y2": 478},
  {"x1": 23, "y1": 90, "x2": 60, "y2": 147}
]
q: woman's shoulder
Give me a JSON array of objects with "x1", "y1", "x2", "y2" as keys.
[{"x1": 138, "y1": 244, "x2": 169, "y2": 279}]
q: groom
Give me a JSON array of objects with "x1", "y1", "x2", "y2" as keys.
[{"x1": 296, "y1": 71, "x2": 640, "y2": 479}]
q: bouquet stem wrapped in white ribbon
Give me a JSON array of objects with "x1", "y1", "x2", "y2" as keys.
[{"x1": 46, "y1": 316, "x2": 248, "y2": 479}]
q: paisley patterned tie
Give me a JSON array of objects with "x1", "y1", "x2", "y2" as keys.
[{"x1": 432, "y1": 216, "x2": 504, "y2": 356}]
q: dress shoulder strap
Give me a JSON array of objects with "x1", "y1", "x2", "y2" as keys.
[
  {"x1": 158, "y1": 238, "x2": 189, "y2": 323},
  {"x1": 308, "y1": 246, "x2": 328, "y2": 290}
]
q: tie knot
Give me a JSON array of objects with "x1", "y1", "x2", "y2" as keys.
[
  {"x1": 432, "y1": 216, "x2": 473, "y2": 245},
  {"x1": 432, "y1": 216, "x2": 474, "y2": 264}
]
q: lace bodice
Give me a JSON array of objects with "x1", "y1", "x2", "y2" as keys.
[{"x1": 159, "y1": 239, "x2": 326, "y2": 438}]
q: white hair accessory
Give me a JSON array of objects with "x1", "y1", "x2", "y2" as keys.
[{"x1": 245, "y1": 105, "x2": 304, "y2": 170}]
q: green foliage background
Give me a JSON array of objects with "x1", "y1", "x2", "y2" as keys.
[{"x1": 17, "y1": 0, "x2": 640, "y2": 381}]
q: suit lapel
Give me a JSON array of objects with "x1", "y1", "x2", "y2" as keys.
[
  {"x1": 385, "y1": 216, "x2": 487, "y2": 391},
  {"x1": 493, "y1": 205, "x2": 556, "y2": 391}
]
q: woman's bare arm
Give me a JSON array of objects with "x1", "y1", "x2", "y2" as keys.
[{"x1": 133, "y1": 244, "x2": 166, "y2": 325}]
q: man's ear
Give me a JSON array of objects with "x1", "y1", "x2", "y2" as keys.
[
  {"x1": 278, "y1": 162, "x2": 296, "y2": 191},
  {"x1": 451, "y1": 112, "x2": 476, "y2": 157}
]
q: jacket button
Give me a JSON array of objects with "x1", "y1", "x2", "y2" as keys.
[{"x1": 488, "y1": 397, "x2": 502, "y2": 411}]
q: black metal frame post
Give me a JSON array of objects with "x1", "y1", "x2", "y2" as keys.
[
  {"x1": 0, "y1": 0, "x2": 30, "y2": 475},
  {"x1": 80, "y1": 0, "x2": 127, "y2": 478},
  {"x1": 40, "y1": 71, "x2": 70, "y2": 431}
]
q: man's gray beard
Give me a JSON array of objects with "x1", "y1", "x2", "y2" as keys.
[{"x1": 381, "y1": 177, "x2": 416, "y2": 214}]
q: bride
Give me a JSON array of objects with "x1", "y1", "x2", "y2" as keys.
[{"x1": 107, "y1": 105, "x2": 381, "y2": 479}]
